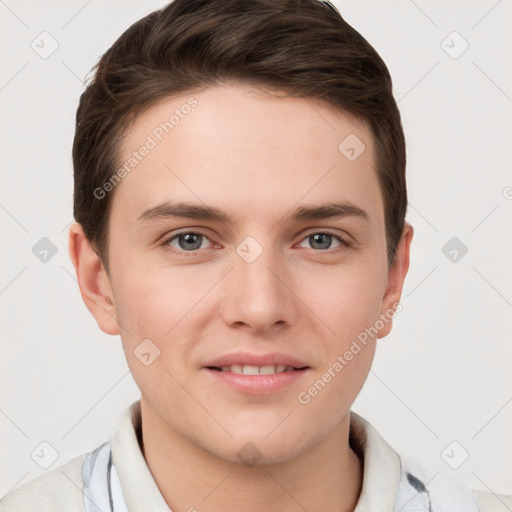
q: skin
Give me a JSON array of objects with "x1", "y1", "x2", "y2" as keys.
[{"x1": 69, "y1": 83, "x2": 413, "y2": 512}]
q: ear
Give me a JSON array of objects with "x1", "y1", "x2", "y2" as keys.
[
  {"x1": 377, "y1": 222, "x2": 414, "y2": 339},
  {"x1": 68, "y1": 222, "x2": 120, "y2": 335}
]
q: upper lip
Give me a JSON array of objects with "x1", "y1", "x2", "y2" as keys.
[{"x1": 203, "y1": 352, "x2": 309, "y2": 369}]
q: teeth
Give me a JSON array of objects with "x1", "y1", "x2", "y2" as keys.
[
  {"x1": 242, "y1": 365, "x2": 259, "y2": 375},
  {"x1": 260, "y1": 365, "x2": 278, "y2": 375},
  {"x1": 218, "y1": 364, "x2": 296, "y2": 375}
]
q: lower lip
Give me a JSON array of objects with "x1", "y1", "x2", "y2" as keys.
[{"x1": 202, "y1": 368, "x2": 310, "y2": 395}]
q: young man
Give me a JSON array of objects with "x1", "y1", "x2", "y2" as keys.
[{"x1": 1, "y1": 1, "x2": 509, "y2": 511}]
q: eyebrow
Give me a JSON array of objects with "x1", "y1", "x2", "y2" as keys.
[{"x1": 137, "y1": 200, "x2": 369, "y2": 225}]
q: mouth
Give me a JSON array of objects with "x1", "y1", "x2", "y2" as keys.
[
  {"x1": 205, "y1": 364, "x2": 309, "y2": 375},
  {"x1": 206, "y1": 364, "x2": 309, "y2": 375},
  {"x1": 203, "y1": 364, "x2": 310, "y2": 394},
  {"x1": 201, "y1": 352, "x2": 311, "y2": 394}
]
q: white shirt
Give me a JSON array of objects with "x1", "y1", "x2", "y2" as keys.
[{"x1": 1, "y1": 400, "x2": 510, "y2": 511}]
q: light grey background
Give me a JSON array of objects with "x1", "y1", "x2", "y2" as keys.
[{"x1": 1, "y1": 0, "x2": 511, "y2": 499}]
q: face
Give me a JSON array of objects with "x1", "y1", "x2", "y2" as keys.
[{"x1": 71, "y1": 83, "x2": 412, "y2": 465}]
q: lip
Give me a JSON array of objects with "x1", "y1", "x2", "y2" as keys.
[
  {"x1": 202, "y1": 352, "x2": 309, "y2": 369},
  {"x1": 202, "y1": 366, "x2": 310, "y2": 395}
]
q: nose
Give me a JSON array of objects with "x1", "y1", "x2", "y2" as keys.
[{"x1": 218, "y1": 238, "x2": 299, "y2": 334}]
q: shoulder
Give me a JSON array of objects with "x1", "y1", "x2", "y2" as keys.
[
  {"x1": 397, "y1": 455, "x2": 512, "y2": 512},
  {"x1": 472, "y1": 489, "x2": 512, "y2": 512},
  {"x1": 349, "y1": 413, "x2": 512, "y2": 512},
  {"x1": 0, "y1": 452, "x2": 88, "y2": 512}
]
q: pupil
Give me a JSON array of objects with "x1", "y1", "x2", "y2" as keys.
[
  {"x1": 179, "y1": 233, "x2": 202, "y2": 250},
  {"x1": 310, "y1": 233, "x2": 331, "y2": 250}
]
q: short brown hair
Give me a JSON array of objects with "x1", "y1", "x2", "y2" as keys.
[{"x1": 73, "y1": 0, "x2": 407, "y2": 271}]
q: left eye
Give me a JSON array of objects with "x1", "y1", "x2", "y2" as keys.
[
  {"x1": 166, "y1": 232, "x2": 212, "y2": 252},
  {"x1": 297, "y1": 232, "x2": 346, "y2": 251}
]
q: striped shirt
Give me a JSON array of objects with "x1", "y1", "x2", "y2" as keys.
[{"x1": 1, "y1": 400, "x2": 510, "y2": 511}]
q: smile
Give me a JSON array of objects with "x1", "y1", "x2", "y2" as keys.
[{"x1": 206, "y1": 364, "x2": 305, "y2": 375}]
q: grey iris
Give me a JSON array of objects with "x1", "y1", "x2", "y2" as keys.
[
  {"x1": 178, "y1": 233, "x2": 203, "y2": 250},
  {"x1": 309, "y1": 233, "x2": 333, "y2": 250}
]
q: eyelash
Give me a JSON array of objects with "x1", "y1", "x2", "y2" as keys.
[{"x1": 159, "y1": 230, "x2": 352, "y2": 257}]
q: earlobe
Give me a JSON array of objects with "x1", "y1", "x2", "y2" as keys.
[
  {"x1": 68, "y1": 222, "x2": 120, "y2": 335},
  {"x1": 377, "y1": 222, "x2": 414, "y2": 339}
]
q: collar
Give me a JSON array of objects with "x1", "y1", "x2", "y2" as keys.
[
  {"x1": 108, "y1": 400, "x2": 402, "y2": 511},
  {"x1": 349, "y1": 411, "x2": 402, "y2": 510}
]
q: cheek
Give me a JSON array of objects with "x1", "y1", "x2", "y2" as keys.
[
  {"x1": 293, "y1": 258, "x2": 386, "y2": 341},
  {"x1": 110, "y1": 250, "x2": 194, "y2": 332},
  {"x1": 111, "y1": 272, "x2": 192, "y2": 401},
  {"x1": 110, "y1": 263, "x2": 215, "y2": 370},
  {"x1": 294, "y1": 268, "x2": 382, "y2": 418}
]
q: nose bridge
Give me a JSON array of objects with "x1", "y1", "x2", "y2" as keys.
[
  {"x1": 221, "y1": 234, "x2": 296, "y2": 331},
  {"x1": 236, "y1": 234, "x2": 284, "y2": 301}
]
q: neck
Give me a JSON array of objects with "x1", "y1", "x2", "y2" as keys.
[{"x1": 139, "y1": 400, "x2": 363, "y2": 512}]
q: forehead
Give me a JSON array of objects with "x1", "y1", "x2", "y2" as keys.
[{"x1": 112, "y1": 83, "x2": 382, "y2": 227}]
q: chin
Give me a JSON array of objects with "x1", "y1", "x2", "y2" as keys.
[
  {"x1": 217, "y1": 442, "x2": 303, "y2": 468},
  {"x1": 215, "y1": 429, "x2": 313, "y2": 467}
]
